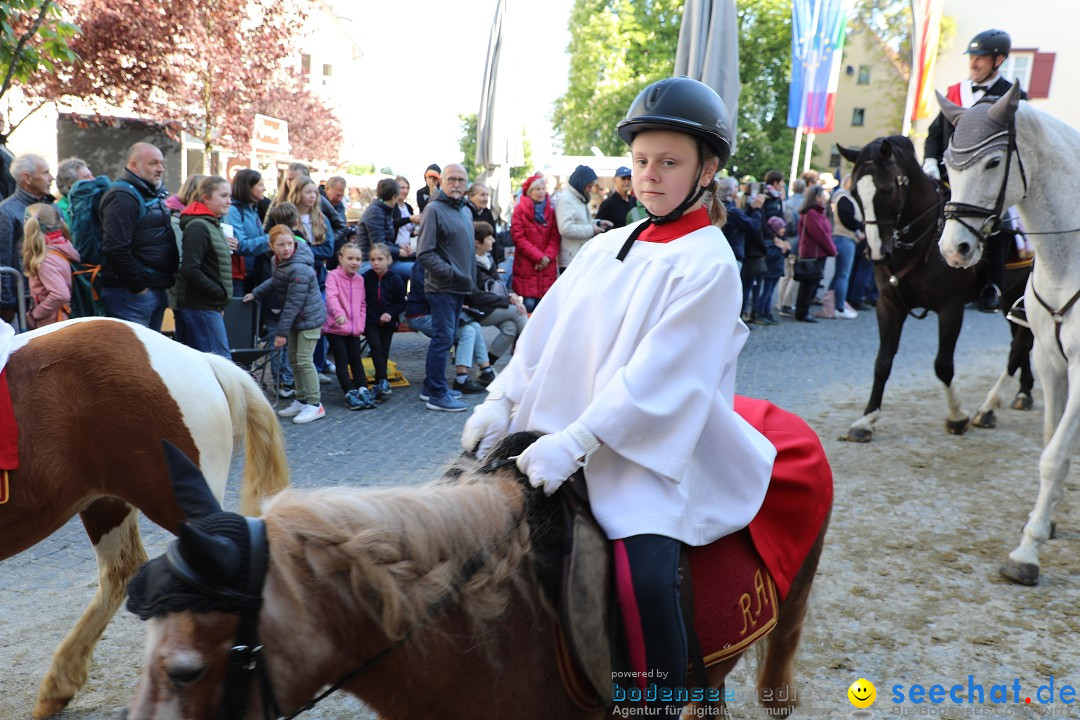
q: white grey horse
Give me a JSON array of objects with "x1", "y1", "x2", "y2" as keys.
[{"x1": 938, "y1": 81, "x2": 1080, "y2": 585}]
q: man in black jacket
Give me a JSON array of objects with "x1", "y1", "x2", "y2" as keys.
[
  {"x1": 923, "y1": 28, "x2": 1024, "y2": 312},
  {"x1": 100, "y1": 142, "x2": 177, "y2": 331},
  {"x1": 595, "y1": 166, "x2": 635, "y2": 228}
]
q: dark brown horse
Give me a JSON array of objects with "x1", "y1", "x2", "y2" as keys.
[
  {"x1": 837, "y1": 136, "x2": 1033, "y2": 442},
  {"x1": 126, "y1": 402, "x2": 831, "y2": 720},
  {"x1": 1, "y1": 318, "x2": 290, "y2": 717}
]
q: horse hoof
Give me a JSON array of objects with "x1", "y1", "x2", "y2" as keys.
[
  {"x1": 1012, "y1": 393, "x2": 1034, "y2": 411},
  {"x1": 971, "y1": 410, "x2": 996, "y2": 429},
  {"x1": 945, "y1": 417, "x2": 970, "y2": 435},
  {"x1": 33, "y1": 697, "x2": 71, "y2": 719},
  {"x1": 999, "y1": 558, "x2": 1039, "y2": 586},
  {"x1": 840, "y1": 428, "x2": 873, "y2": 443}
]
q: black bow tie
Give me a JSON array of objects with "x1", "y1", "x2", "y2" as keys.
[{"x1": 972, "y1": 84, "x2": 990, "y2": 93}]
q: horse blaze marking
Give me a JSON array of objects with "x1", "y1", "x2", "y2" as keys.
[
  {"x1": 738, "y1": 569, "x2": 771, "y2": 636},
  {"x1": 857, "y1": 175, "x2": 881, "y2": 260}
]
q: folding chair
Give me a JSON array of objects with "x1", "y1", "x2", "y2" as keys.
[{"x1": 223, "y1": 297, "x2": 274, "y2": 366}]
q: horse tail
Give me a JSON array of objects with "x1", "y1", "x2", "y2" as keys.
[
  {"x1": 204, "y1": 354, "x2": 291, "y2": 515},
  {"x1": 756, "y1": 512, "x2": 830, "y2": 717}
]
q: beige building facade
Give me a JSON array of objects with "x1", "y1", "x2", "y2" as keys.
[{"x1": 804, "y1": 0, "x2": 1071, "y2": 175}]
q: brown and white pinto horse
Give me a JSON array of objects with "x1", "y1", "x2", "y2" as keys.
[
  {"x1": 127, "y1": 407, "x2": 831, "y2": 720},
  {"x1": 2, "y1": 318, "x2": 290, "y2": 718}
]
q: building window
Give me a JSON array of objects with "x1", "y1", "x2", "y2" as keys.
[
  {"x1": 301, "y1": 53, "x2": 311, "y2": 77},
  {"x1": 857, "y1": 65, "x2": 871, "y2": 85},
  {"x1": 829, "y1": 149, "x2": 841, "y2": 168},
  {"x1": 322, "y1": 63, "x2": 332, "y2": 86},
  {"x1": 1000, "y1": 52, "x2": 1033, "y2": 90},
  {"x1": 1002, "y1": 49, "x2": 1056, "y2": 99},
  {"x1": 852, "y1": 108, "x2": 865, "y2": 127}
]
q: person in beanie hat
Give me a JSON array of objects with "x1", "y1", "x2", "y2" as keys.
[
  {"x1": 416, "y1": 164, "x2": 441, "y2": 213},
  {"x1": 555, "y1": 164, "x2": 611, "y2": 272},
  {"x1": 509, "y1": 173, "x2": 560, "y2": 311},
  {"x1": 752, "y1": 214, "x2": 791, "y2": 325},
  {"x1": 463, "y1": 77, "x2": 778, "y2": 712}
]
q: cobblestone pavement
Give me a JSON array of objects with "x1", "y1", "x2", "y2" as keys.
[{"x1": 0, "y1": 308, "x2": 1018, "y2": 718}]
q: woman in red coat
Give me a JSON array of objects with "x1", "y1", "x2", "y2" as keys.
[
  {"x1": 795, "y1": 184, "x2": 837, "y2": 323},
  {"x1": 511, "y1": 173, "x2": 560, "y2": 311}
]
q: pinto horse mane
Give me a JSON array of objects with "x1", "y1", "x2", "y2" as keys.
[{"x1": 261, "y1": 461, "x2": 536, "y2": 642}]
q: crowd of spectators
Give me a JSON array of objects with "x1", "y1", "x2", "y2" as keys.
[{"x1": 0, "y1": 145, "x2": 882, "y2": 422}]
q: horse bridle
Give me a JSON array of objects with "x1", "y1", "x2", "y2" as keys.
[
  {"x1": 164, "y1": 480, "x2": 525, "y2": 720},
  {"x1": 861, "y1": 171, "x2": 945, "y2": 254},
  {"x1": 164, "y1": 518, "x2": 278, "y2": 720},
  {"x1": 942, "y1": 119, "x2": 1028, "y2": 243}
]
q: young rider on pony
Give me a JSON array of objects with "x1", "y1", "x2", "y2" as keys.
[
  {"x1": 463, "y1": 77, "x2": 775, "y2": 714},
  {"x1": 923, "y1": 28, "x2": 1026, "y2": 314}
]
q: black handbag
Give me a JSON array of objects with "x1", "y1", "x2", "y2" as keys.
[
  {"x1": 793, "y1": 221, "x2": 822, "y2": 282},
  {"x1": 793, "y1": 258, "x2": 821, "y2": 282}
]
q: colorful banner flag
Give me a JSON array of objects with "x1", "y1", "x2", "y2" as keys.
[
  {"x1": 787, "y1": 0, "x2": 852, "y2": 132},
  {"x1": 910, "y1": 0, "x2": 945, "y2": 121}
]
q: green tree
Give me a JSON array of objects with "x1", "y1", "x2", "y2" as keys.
[
  {"x1": 552, "y1": 0, "x2": 682, "y2": 156},
  {"x1": 459, "y1": 113, "x2": 479, "y2": 181},
  {"x1": 551, "y1": 0, "x2": 796, "y2": 177},
  {"x1": 0, "y1": 0, "x2": 78, "y2": 137},
  {"x1": 731, "y1": 0, "x2": 795, "y2": 177},
  {"x1": 459, "y1": 112, "x2": 534, "y2": 186}
]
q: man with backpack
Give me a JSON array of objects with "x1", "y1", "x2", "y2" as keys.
[{"x1": 99, "y1": 142, "x2": 178, "y2": 332}]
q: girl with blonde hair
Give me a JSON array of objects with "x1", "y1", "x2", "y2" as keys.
[{"x1": 22, "y1": 203, "x2": 81, "y2": 328}]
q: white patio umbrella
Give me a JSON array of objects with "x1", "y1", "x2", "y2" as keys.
[
  {"x1": 475, "y1": 0, "x2": 525, "y2": 227},
  {"x1": 674, "y1": 0, "x2": 741, "y2": 156}
]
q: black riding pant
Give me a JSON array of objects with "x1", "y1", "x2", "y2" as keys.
[{"x1": 615, "y1": 534, "x2": 687, "y2": 714}]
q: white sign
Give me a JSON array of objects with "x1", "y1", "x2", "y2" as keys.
[{"x1": 253, "y1": 114, "x2": 290, "y2": 155}]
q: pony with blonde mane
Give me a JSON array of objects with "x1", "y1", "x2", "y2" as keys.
[
  {"x1": 127, "y1": 427, "x2": 829, "y2": 720},
  {"x1": 938, "y1": 82, "x2": 1080, "y2": 585},
  {"x1": 4, "y1": 318, "x2": 290, "y2": 717}
]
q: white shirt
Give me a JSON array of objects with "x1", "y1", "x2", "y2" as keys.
[{"x1": 490, "y1": 218, "x2": 775, "y2": 545}]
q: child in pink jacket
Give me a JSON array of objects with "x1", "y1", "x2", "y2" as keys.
[
  {"x1": 21, "y1": 203, "x2": 81, "y2": 329},
  {"x1": 323, "y1": 242, "x2": 375, "y2": 410}
]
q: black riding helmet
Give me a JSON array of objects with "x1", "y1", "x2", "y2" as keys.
[
  {"x1": 616, "y1": 77, "x2": 732, "y2": 225},
  {"x1": 965, "y1": 29, "x2": 1011, "y2": 58}
]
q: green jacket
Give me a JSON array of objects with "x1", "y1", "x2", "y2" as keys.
[{"x1": 176, "y1": 205, "x2": 232, "y2": 311}]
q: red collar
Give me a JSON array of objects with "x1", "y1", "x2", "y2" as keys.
[{"x1": 637, "y1": 207, "x2": 710, "y2": 243}]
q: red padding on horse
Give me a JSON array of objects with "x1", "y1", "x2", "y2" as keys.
[
  {"x1": 686, "y1": 528, "x2": 778, "y2": 666},
  {"x1": 0, "y1": 370, "x2": 18, "y2": 471},
  {"x1": 613, "y1": 539, "x2": 649, "y2": 694},
  {"x1": 735, "y1": 396, "x2": 833, "y2": 601}
]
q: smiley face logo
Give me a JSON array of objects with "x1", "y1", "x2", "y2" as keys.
[{"x1": 848, "y1": 678, "x2": 876, "y2": 708}]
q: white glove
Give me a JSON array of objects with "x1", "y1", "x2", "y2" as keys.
[
  {"x1": 461, "y1": 388, "x2": 513, "y2": 458},
  {"x1": 516, "y1": 421, "x2": 601, "y2": 495},
  {"x1": 921, "y1": 158, "x2": 941, "y2": 180}
]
